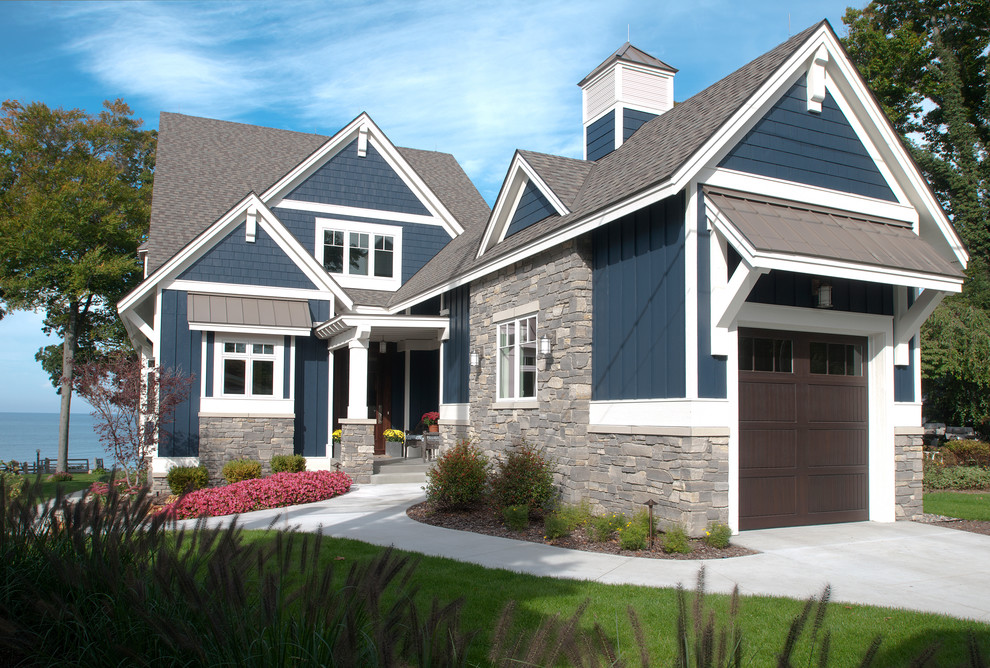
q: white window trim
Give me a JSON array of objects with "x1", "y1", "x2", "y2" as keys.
[
  {"x1": 315, "y1": 218, "x2": 402, "y2": 291},
  {"x1": 495, "y1": 313, "x2": 538, "y2": 403},
  {"x1": 209, "y1": 334, "x2": 287, "y2": 403}
]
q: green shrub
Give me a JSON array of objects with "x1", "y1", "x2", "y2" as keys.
[
  {"x1": 924, "y1": 463, "x2": 990, "y2": 490},
  {"x1": 943, "y1": 439, "x2": 990, "y2": 467},
  {"x1": 502, "y1": 505, "x2": 529, "y2": 531},
  {"x1": 589, "y1": 513, "x2": 625, "y2": 542},
  {"x1": 92, "y1": 467, "x2": 109, "y2": 477},
  {"x1": 222, "y1": 459, "x2": 262, "y2": 484},
  {"x1": 618, "y1": 521, "x2": 647, "y2": 550},
  {"x1": 166, "y1": 465, "x2": 210, "y2": 495},
  {"x1": 553, "y1": 500, "x2": 592, "y2": 531},
  {"x1": 704, "y1": 522, "x2": 731, "y2": 549},
  {"x1": 1, "y1": 473, "x2": 24, "y2": 501},
  {"x1": 543, "y1": 512, "x2": 571, "y2": 540},
  {"x1": 270, "y1": 454, "x2": 307, "y2": 473},
  {"x1": 661, "y1": 524, "x2": 692, "y2": 554},
  {"x1": 490, "y1": 442, "x2": 556, "y2": 511},
  {"x1": 631, "y1": 508, "x2": 657, "y2": 534},
  {"x1": 47, "y1": 472, "x2": 73, "y2": 482},
  {"x1": 424, "y1": 440, "x2": 489, "y2": 510}
]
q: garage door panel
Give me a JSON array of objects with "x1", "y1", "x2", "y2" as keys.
[
  {"x1": 807, "y1": 384, "x2": 866, "y2": 423},
  {"x1": 807, "y1": 429, "x2": 867, "y2": 467},
  {"x1": 807, "y1": 474, "x2": 868, "y2": 515},
  {"x1": 739, "y1": 382, "x2": 796, "y2": 422},
  {"x1": 739, "y1": 476, "x2": 796, "y2": 519},
  {"x1": 740, "y1": 429, "x2": 796, "y2": 469}
]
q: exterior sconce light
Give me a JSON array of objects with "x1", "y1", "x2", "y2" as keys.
[
  {"x1": 379, "y1": 340, "x2": 387, "y2": 354},
  {"x1": 470, "y1": 349, "x2": 480, "y2": 367},
  {"x1": 813, "y1": 279, "x2": 833, "y2": 309},
  {"x1": 540, "y1": 335, "x2": 551, "y2": 357}
]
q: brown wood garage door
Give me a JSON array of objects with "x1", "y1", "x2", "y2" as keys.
[{"x1": 739, "y1": 328, "x2": 868, "y2": 530}]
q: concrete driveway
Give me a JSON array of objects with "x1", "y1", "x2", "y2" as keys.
[{"x1": 179, "y1": 483, "x2": 990, "y2": 623}]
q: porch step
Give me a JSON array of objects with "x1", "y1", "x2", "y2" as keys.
[{"x1": 369, "y1": 457, "x2": 433, "y2": 485}]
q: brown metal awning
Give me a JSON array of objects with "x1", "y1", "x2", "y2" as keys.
[
  {"x1": 704, "y1": 187, "x2": 965, "y2": 289},
  {"x1": 187, "y1": 294, "x2": 313, "y2": 331}
]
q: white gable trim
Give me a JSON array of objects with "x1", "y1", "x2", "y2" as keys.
[
  {"x1": 262, "y1": 113, "x2": 464, "y2": 238},
  {"x1": 477, "y1": 153, "x2": 570, "y2": 258},
  {"x1": 274, "y1": 198, "x2": 449, "y2": 231},
  {"x1": 119, "y1": 193, "x2": 353, "y2": 314}
]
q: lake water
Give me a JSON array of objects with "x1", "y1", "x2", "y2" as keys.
[{"x1": 0, "y1": 412, "x2": 108, "y2": 467}]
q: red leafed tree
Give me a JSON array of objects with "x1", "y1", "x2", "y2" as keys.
[{"x1": 74, "y1": 353, "x2": 193, "y2": 488}]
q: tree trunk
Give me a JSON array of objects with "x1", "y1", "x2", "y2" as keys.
[{"x1": 56, "y1": 303, "x2": 79, "y2": 473}]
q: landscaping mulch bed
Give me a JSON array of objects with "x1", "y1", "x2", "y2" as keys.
[
  {"x1": 406, "y1": 502, "x2": 757, "y2": 560},
  {"x1": 915, "y1": 513, "x2": 990, "y2": 536}
]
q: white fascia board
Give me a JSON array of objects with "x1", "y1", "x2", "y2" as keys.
[
  {"x1": 274, "y1": 198, "x2": 447, "y2": 230},
  {"x1": 737, "y1": 301, "x2": 891, "y2": 337},
  {"x1": 492, "y1": 158, "x2": 570, "y2": 247},
  {"x1": 188, "y1": 323, "x2": 312, "y2": 336},
  {"x1": 262, "y1": 113, "x2": 464, "y2": 238},
  {"x1": 168, "y1": 280, "x2": 336, "y2": 302},
  {"x1": 315, "y1": 313, "x2": 448, "y2": 339},
  {"x1": 477, "y1": 153, "x2": 528, "y2": 258}
]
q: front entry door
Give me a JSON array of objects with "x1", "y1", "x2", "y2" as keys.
[{"x1": 370, "y1": 346, "x2": 392, "y2": 455}]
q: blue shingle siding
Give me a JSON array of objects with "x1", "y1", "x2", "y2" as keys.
[
  {"x1": 719, "y1": 76, "x2": 897, "y2": 201},
  {"x1": 294, "y1": 335, "x2": 329, "y2": 457},
  {"x1": 410, "y1": 349, "x2": 439, "y2": 427},
  {"x1": 442, "y1": 285, "x2": 470, "y2": 404},
  {"x1": 179, "y1": 223, "x2": 318, "y2": 289},
  {"x1": 273, "y1": 207, "x2": 450, "y2": 285},
  {"x1": 746, "y1": 270, "x2": 894, "y2": 315},
  {"x1": 623, "y1": 108, "x2": 658, "y2": 141},
  {"x1": 586, "y1": 110, "x2": 616, "y2": 161},
  {"x1": 160, "y1": 290, "x2": 200, "y2": 457},
  {"x1": 592, "y1": 193, "x2": 686, "y2": 400},
  {"x1": 697, "y1": 187, "x2": 728, "y2": 398},
  {"x1": 286, "y1": 139, "x2": 430, "y2": 215},
  {"x1": 505, "y1": 181, "x2": 557, "y2": 239}
]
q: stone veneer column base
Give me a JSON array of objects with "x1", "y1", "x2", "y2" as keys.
[
  {"x1": 438, "y1": 421, "x2": 469, "y2": 458},
  {"x1": 339, "y1": 419, "x2": 375, "y2": 483},
  {"x1": 198, "y1": 415, "x2": 295, "y2": 486},
  {"x1": 895, "y1": 429, "x2": 924, "y2": 520}
]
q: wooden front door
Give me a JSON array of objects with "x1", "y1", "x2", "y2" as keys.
[
  {"x1": 738, "y1": 329, "x2": 869, "y2": 530},
  {"x1": 370, "y1": 346, "x2": 392, "y2": 456}
]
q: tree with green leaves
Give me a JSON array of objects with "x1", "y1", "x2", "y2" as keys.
[
  {"x1": 0, "y1": 99, "x2": 155, "y2": 471},
  {"x1": 843, "y1": 1, "x2": 990, "y2": 427}
]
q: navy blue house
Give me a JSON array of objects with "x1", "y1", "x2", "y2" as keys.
[{"x1": 120, "y1": 21, "x2": 967, "y2": 533}]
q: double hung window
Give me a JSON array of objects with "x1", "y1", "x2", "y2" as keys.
[
  {"x1": 321, "y1": 226, "x2": 396, "y2": 280},
  {"x1": 498, "y1": 315, "x2": 537, "y2": 400},
  {"x1": 222, "y1": 341, "x2": 276, "y2": 396}
]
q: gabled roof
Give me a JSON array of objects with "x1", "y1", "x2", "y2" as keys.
[
  {"x1": 578, "y1": 42, "x2": 677, "y2": 87},
  {"x1": 516, "y1": 151, "x2": 595, "y2": 210}
]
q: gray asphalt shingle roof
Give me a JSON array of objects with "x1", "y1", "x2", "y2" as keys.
[{"x1": 577, "y1": 41, "x2": 678, "y2": 87}]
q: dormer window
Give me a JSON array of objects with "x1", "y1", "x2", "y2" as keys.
[{"x1": 317, "y1": 219, "x2": 402, "y2": 290}]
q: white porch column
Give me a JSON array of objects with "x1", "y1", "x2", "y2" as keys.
[{"x1": 347, "y1": 336, "x2": 370, "y2": 419}]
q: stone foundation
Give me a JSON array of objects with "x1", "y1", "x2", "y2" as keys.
[
  {"x1": 339, "y1": 419, "x2": 375, "y2": 483},
  {"x1": 895, "y1": 429, "x2": 924, "y2": 520},
  {"x1": 198, "y1": 415, "x2": 294, "y2": 485}
]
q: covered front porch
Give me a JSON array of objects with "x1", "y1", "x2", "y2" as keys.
[{"x1": 316, "y1": 313, "x2": 448, "y2": 481}]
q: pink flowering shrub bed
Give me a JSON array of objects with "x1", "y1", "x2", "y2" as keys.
[{"x1": 164, "y1": 470, "x2": 352, "y2": 519}]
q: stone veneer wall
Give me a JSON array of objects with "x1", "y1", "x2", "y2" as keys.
[
  {"x1": 198, "y1": 416, "x2": 294, "y2": 485},
  {"x1": 894, "y1": 430, "x2": 924, "y2": 520},
  {"x1": 339, "y1": 420, "x2": 375, "y2": 483}
]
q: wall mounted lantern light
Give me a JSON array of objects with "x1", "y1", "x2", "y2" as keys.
[
  {"x1": 470, "y1": 348, "x2": 480, "y2": 367},
  {"x1": 813, "y1": 279, "x2": 833, "y2": 309},
  {"x1": 379, "y1": 340, "x2": 388, "y2": 354},
  {"x1": 540, "y1": 335, "x2": 552, "y2": 357}
]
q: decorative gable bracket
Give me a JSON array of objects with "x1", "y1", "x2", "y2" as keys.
[
  {"x1": 807, "y1": 45, "x2": 828, "y2": 113},
  {"x1": 709, "y1": 228, "x2": 768, "y2": 357},
  {"x1": 892, "y1": 286, "x2": 943, "y2": 366},
  {"x1": 245, "y1": 205, "x2": 258, "y2": 243}
]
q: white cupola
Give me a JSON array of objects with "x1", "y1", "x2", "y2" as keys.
[{"x1": 578, "y1": 43, "x2": 677, "y2": 161}]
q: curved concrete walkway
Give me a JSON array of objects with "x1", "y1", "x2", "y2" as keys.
[{"x1": 178, "y1": 483, "x2": 990, "y2": 623}]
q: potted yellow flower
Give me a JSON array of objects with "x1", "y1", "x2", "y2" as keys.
[{"x1": 383, "y1": 429, "x2": 405, "y2": 443}]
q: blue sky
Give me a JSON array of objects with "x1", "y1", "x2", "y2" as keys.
[{"x1": 0, "y1": 0, "x2": 863, "y2": 413}]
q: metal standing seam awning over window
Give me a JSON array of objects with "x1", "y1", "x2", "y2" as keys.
[{"x1": 186, "y1": 294, "x2": 315, "y2": 334}]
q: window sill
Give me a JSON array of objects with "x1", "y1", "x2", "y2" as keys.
[
  {"x1": 200, "y1": 397, "x2": 293, "y2": 416},
  {"x1": 493, "y1": 399, "x2": 539, "y2": 410}
]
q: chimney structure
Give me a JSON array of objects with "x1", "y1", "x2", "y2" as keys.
[{"x1": 578, "y1": 43, "x2": 677, "y2": 161}]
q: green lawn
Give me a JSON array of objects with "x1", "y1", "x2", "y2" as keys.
[
  {"x1": 241, "y1": 531, "x2": 990, "y2": 667},
  {"x1": 925, "y1": 490, "x2": 990, "y2": 521},
  {"x1": 28, "y1": 472, "x2": 102, "y2": 501}
]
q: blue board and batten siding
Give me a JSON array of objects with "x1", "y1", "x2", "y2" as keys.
[
  {"x1": 179, "y1": 223, "x2": 318, "y2": 290},
  {"x1": 747, "y1": 271, "x2": 894, "y2": 315},
  {"x1": 160, "y1": 290, "x2": 200, "y2": 457},
  {"x1": 623, "y1": 108, "x2": 657, "y2": 141},
  {"x1": 274, "y1": 208, "x2": 451, "y2": 285},
  {"x1": 720, "y1": 75, "x2": 897, "y2": 202},
  {"x1": 697, "y1": 187, "x2": 727, "y2": 398},
  {"x1": 410, "y1": 350, "x2": 440, "y2": 427},
  {"x1": 287, "y1": 139, "x2": 430, "y2": 215},
  {"x1": 505, "y1": 182, "x2": 557, "y2": 239},
  {"x1": 294, "y1": 336, "x2": 329, "y2": 457},
  {"x1": 592, "y1": 193, "x2": 686, "y2": 400},
  {"x1": 586, "y1": 110, "x2": 615, "y2": 161},
  {"x1": 442, "y1": 285, "x2": 470, "y2": 404}
]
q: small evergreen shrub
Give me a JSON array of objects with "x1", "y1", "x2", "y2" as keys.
[
  {"x1": 270, "y1": 454, "x2": 307, "y2": 473},
  {"x1": 943, "y1": 439, "x2": 990, "y2": 468},
  {"x1": 661, "y1": 524, "x2": 691, "y2": 554},
  {"x1": 554, "y1": 500, "x2": 592, "y2": 531},
  {"x1": 502, "y1": 505, "x2": 529, "y2": 531},
  {"x1": 543, "y1": 512, "x2": 571, "y2": 540},
  {"x1": 1, "y1": 473, "x2": 24, "y2": 501},
  {"x1": 222, "y1": 459, "x2": 262, "y2": 484},
  {"x1": 618, "y1": 521, "x2": 647, "y2": 550},
  {"x1": 631, "y1": 508, "x2": 657, "y2": 534},
  {"x1": 166, "y1": 465, "x2": 210, "y2": 495},
  {"x1": 589, "y1": 513, "x2": 625, "y2": 542},
  {"x1": 924, "y1": 463, "x2": 990, "y2": 490},
  {"x1": 424, "y1": 440, "x2": 488, "y2": 510},
  {"x1": 47, "y1": 472, "x2": 74, "y2": 483},
  {"x1": 490, "y1": 443, "x2": 556, "y2": 511},
  {"x1": 704, "y1": 521, "x2": 731, "y2": 549}
]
